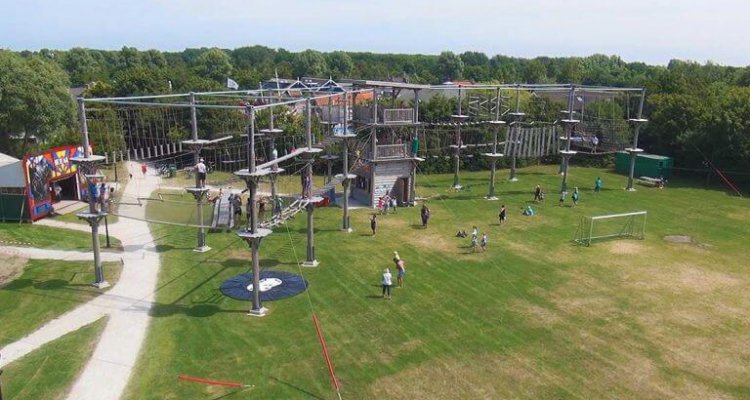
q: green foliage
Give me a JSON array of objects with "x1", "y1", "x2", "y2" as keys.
[
  {"x1": 292, "y1": 49, "x2": 328, "y2": 78},
  {"x1": 437, "y1": 51, "x2": 464, "y2": 81},
  {"x1": 192, "y1": 48, "x2": 233, "y2": 83},
  {"x1": 326, "y1": 51, "x2": 354, "y2": 79},
  {"x1": 0, "y1": 50, "x2": 75, "y2": 156},
  {"x1": 4, "y1": 44, "x2": 750, "y2": 173}
]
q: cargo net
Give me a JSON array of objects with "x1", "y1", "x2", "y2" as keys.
[{"x1": 528, "y1": 88, "x2": 636, "y2": 154}]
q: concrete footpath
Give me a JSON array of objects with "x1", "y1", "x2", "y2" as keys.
[{"x1": 0, "y1": 162, "x2": 162, "y2": 400}]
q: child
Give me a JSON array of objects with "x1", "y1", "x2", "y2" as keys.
[
  {"x1": 594, "y1": 177, "x2": 603, "y2": 193},
  {"x1": 471, "y1": 235, "x2": 479, "y2": 252},
  {"x1": 498, "y1": 205, "x2": 507, "y2": 224},
  {"x1": 382, "y1": 268, "x2": 392, "y2": 299},
  {"x1": 523, "y1": 205, "x2": 535, "y2": 216},
  {"x1": 480, "y1": 233, "x2": 488, "y2": 252},
  {"x1": 572, "y1": 187, "x2": 580, "y2": 205},
  {"x1": 533, "y1": 185, "x2": 543, "y2": 202},
  {"x1": 370, "y1": 214, "x2": 378, "y2": 236}
]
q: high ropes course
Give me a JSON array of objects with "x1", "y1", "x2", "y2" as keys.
[{"x1": 71, "y1": 79, "x2": 646, "y2": 398}]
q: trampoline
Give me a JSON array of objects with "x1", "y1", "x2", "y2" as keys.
[{"x1": 220, "y1": 271, "x2": 308, "y2": 301}]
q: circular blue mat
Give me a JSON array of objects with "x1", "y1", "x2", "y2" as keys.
[{"x1": 220, "y1": 271, "x2": 308, "y2": 301}]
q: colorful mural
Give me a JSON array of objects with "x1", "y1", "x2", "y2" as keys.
[{"x1": 23, "y1": 145, "x2": 86, "y2": 220}]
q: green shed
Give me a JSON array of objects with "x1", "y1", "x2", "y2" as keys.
[
  {"x1": 615, "y1": 152, "x2": 673, "y2": 179},
  {"x1": 0, "y1": 152, "x2": 30, "y2": 222}
]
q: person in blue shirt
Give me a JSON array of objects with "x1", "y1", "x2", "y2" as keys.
[{"x1": 594, "y1": 177, "x2": 603, "y2": 193}]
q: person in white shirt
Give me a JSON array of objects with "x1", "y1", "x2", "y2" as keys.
[
  {"x1": 382, "y1": 268, "x2": 392, "y2": 299},
  {"x1": 195, "y1": 158, "x2": 207, "y2": 188}
]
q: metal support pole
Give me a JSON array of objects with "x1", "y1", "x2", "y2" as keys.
[
  {"x1": 250, "y1": 234, "x2": 262, "y2": 311},
  {"x1": 104, "y1": 215, "x2": 110, "y2": 248},
  {"x1": 76, "y1": 98, "x2": 108, "y2": 289},
  {"x1": 306, "y1": 202, "x2": 315, "y2": 263},
  {"x1": 453, "y1": 86, "x2": 462, "y2": 189},
  {"x1": 627, "y1": 89, "x2": 648, "y2": 191},
  {"x1": 488, "y1": 87, "x2": 502, "y2": 199},
  {"x1": 561, "y1": 87, "x2": 576, "y2": 194},
  {"x1": 342, "y1": 137, "x2": 351, "y2": 231},
  {"x1": 509, "y1": 85, "x2": 521, "y2": 181}
]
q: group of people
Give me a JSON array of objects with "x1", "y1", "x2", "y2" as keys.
[
  {"x1": 377, "y1": 194, "x2": 399, "y2": 215},
  {"x1": 381, "y1": 251, "x2": 407, "y2": 299},
  {"x1": 456, "y1": 226, "x2": 488, "y2": 252},
  {"x1": 86, "y1": 181, "x2": 112, "y2": 213}
]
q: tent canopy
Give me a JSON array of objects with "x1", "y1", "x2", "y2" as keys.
[{"x1": 0, "y1": 153, "x2": 26, "y2": 188}]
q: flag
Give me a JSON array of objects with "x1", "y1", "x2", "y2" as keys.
[{"x1": 227, "y1": 78, "x2": 239, "y2": 90}]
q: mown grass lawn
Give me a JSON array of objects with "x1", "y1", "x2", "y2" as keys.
[
  {"x1": 0, "y1": 259, "x2": 121, "y2": 347},
  {"x1": 124, "y1": 165, "x2": 750, "y2": 399},
  {"x1": 0, "y1": 223, "x2": 121, "y2": 251},
  {"x1": 2, "y1": 318, "x2": 107, "y2": 400}
]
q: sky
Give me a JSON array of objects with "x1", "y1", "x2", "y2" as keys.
[{"x1": 1, "y1": 0, "x2": 749, "y2": 66}]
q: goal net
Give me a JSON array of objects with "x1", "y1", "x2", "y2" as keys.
[{"x1": 573, "y1": 211, "x2": 647, "y2": 246}]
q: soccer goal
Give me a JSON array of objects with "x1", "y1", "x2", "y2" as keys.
[{"x1": 573, "y1": 211, "x2": 647, "y2": 246}]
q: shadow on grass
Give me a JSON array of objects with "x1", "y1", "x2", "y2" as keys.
[{"x1": 149, "y1": 303, "x2": 247, "y2": 318}]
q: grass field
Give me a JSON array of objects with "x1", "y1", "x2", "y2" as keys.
[
  {"x1": 0, "y1": 223, "x2": 121, "y2": 251},
  {"x1": 1, "y1": 318, "x2": 107, "y2": 400},
  {"x1": 0, "y1": 258, "x2": 121, "y2": 347},
  {"x1": 120, "y1": 165, "x2": 749, "y2": 399}
]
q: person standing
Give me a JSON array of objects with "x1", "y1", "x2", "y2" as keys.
[
  {"x1": 480, "y1": 232, "x2": 488, "y2": 252},
  {"x1": 472, "y1": 226, "x2": 478, "y2": 241},
  {"x1": 594, "y1": 177, "x2": 603, "y2": 193},
  {"x1": 572, "y1": 187, "x2": 580, "y2": 206},
  {"x1": 141, "y1": 163, "x2": 148, "y2": 177},
  {"x1": 195, "y1": 158, "x2": 207, "y2": 188},
  {"x1": 87, "y1": 180, "x2": 99, "y2": 211},
  {"x1": 420, "y1": 204, "x2": 431, "y2": 227},
  {"x1": 53, "y1": 182, "x2": 62, "y2": 202},
  {"x1": 370, "y1": 214, "x2": 377, "y2": 236},
  {"x1": 498, "y1": 205, "x2": 507, "y2": 224},
  {"x1": 382, "y1": 268, "x2": 392, "y2": 299},
  {"x1": 396, "y1": 258, "x2": 406, "y2": 288},
  {"x1": 534, "y1": 185, "x2": 543, "y2": 202},
  {"x1": 99, "y1": 183, "x2": 109, "y2": 212}
]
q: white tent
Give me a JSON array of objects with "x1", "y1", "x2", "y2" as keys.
[{"x1": 0, "y1": 152, "x2": 26, "y2": 188}]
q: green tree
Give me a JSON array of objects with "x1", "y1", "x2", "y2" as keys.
[
  {"x1": 62, "y1": 48, "x2": 105, "y2": 86},
  {"x1": 437, "y1": 51, "x2": 464, "y2": 81},
  {"x1": 0, "y1": 51, "x2": 75, "y2": 156},
  {"x1": 326, "y1": 51, "x2": 354, "y2": 79},
  {"x1": 292, "y1": 49, "x2": 328, "y2": 78},
  {"x1": 192, "y1": 48, "x2": 233, "y2": 83}
]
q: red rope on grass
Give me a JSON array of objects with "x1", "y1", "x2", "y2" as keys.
[
  {"x1": 312, "y1": 313, "x2": 342, "y2": 395},
  {"x1": 178, "y1": 374, "x2": 244, "y2": 388}
]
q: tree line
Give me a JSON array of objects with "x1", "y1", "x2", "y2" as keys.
[{"x1": 1, "y1": 46, "x2": 749, "y2": 180}]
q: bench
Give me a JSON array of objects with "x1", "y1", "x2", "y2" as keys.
[{"x1": 638, "y1": 176, "x2": 661, "y2": 187}]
